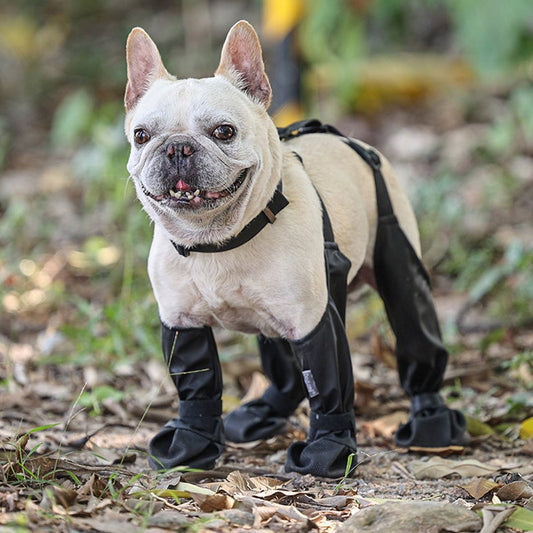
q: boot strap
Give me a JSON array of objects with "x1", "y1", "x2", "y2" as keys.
[
  {"x1": 309, "y1": 411, "x2": 355, "y2": 436},
  {"x1": 411, "y1": 393, "x2": 444, "y2": 415}
]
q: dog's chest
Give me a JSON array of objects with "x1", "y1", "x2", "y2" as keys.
[{"x1": 149, "y1": 252, "x2": 278, "y2": 334}]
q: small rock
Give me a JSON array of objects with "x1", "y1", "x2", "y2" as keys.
[
  {"x1": 219, "y1": 509, "x2": 255, "y2": 526},
  {"x1": 338, "y1": 501, "x2": 481, "y2": 533},
  {"x1": 147, "y1": 510, "x2": 191, "y2": 528}
]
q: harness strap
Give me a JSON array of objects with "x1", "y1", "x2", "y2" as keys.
[
  {"x1": 171, "y1": 186, "x2": 289, "y2": 257},
  {"x1": 278, "y1": 119, "x2": 395, "y2": 221}
]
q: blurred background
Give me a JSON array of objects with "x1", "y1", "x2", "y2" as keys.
[{"x1": 1, "y1": 0, "x2": 532, "y2": 426}]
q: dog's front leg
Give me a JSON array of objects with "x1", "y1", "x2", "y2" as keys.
[
  {"x1": 284, "y1": 298, "x2": 357, "y2": 478},
  {"x1": 148, "y1": 323, "x2": 225, "y2": 470}
]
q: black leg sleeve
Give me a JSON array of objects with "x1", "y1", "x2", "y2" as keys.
[
  {"x1": 285, "y1": 301, "x2": 357, "y2": 478},
  {"x1": 373, "y1": 216, "x2": 468, "y2": 447},
  {"x1": 148, "y1": 323, "x2": 225, "y2": 470},
  {"x1": 224, "y1": 336, "x2": 306, "y2": 442}
]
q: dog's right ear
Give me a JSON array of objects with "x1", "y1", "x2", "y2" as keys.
[{"x1": 125, "y1": 28, "x2": 170, "y2": 112}]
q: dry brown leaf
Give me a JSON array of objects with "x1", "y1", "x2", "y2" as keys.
[
  {"x1": 46, "y1": 486, "x2": 78, "y2": 509},
  {"x1": 459, "y1": 478, "x2": 500, "y2": 499},
  {"x1": 245, "y1": 495, "x2": 312, "y2": 524},
  {"x1": 224, "y1": 470, "x2": 252, "y2": 494},
  {"x1": 361, "y1": 411, "x2": 408, "y2": 439},
  {"x1": 370, "y1": 330, "x2": 397, "y2": 369},
  {"x1": 191, "y1": 492, "x2": 235, "y2": 512},
  {"x1": 247, "y1": 475, "x2": 284, "y2": 491},
  {"x1": 77, "y1": 473, "x2": 109, "y2": 500},
  {"x1": 496, "y1": 480, "x2": 533, "y2": 501},
  {"x1": 410, "y1": 457, "x2": 503, "y2": 479},
  {"x1": 240, "y1": 371, "x2": 269, "y2": 404},
  {"x1": 407, "y1": 445, "x2": 466, "y2": 457}
]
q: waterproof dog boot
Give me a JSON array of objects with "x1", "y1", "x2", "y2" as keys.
[
  {"x1": 224, "y1": 335, "x2": 306, "y2": 442},
  {"x1": 285, "y1": 301, "x2": 357, "y2": 478},
  {"x1": 371, "y1": 162, "x2": 468, "y2": 447},
  {"x1": 149, "y1": 323, "x2": 225, "y2": 470}
]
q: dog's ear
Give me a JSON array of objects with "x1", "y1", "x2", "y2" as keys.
[
  {"x1": 216, "y1": 20, "x2": 272, "y2": 108},
  {"x1": 125, "y1": 27, "x2": 171, "y2": 112}
]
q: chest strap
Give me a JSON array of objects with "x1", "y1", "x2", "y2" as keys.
[{"x1": 171, "y1": 186, "x2": 289, "y2": 257}]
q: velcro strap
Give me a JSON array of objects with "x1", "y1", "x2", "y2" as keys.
[
  {"x1": 179, "y1": 399, "x2": 222, "y2": 418},
  {"x1": 309, "y1": 411, "x2": 355, "y2": 434},
  {"x1": 411, "y1": 393, "x2": 444, "y2": 415}
]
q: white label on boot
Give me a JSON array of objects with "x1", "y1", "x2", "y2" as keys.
[{"x1": 303, "y1": 370, "x2": 319, "y2": 398}]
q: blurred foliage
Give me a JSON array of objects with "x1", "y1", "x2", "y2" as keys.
[{"x1": 0, "y1": 0, "x2": 532, "y2": 367}]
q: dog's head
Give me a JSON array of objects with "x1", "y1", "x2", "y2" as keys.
[{"x1": 124, "y1": 21, "x2": 281, "y2": 246}]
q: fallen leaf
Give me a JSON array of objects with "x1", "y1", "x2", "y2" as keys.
[
  {"x1": 361, "y1": 412, "x2": 408, "y2": 439},
  {"x1": 409, "y1": 457, "x2": 503, "y2": 479},
  {"x1": 151, "y1": 482, "x2": 215, "y2": 501},
  {"x1": 407, "y1": 445, "x2": 466, "y2": 456},
  {"x1": 465, "y1": 415, "x2": 494, "y2": 437},
  {"x1": 459, "y1": 478, "x2": 500, "y2": 499},
  {"x1": 240, "y1": 371, "x2": 269, "y2": 404},
  {"x1": 191, "y1": 492, "x2": 235, "y2": 512},
  {"x1": 496, "y1": 481, "x2": 533, "y2": 501},
  {"x1": 503, "y1": 506, "x2": 533, "y2": 531}
]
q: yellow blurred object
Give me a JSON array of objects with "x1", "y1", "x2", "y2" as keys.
[
  {"x1": 308, "y1": 54, "x2": 475, "y2": 114},
  {"x1": 519, "y1": 416, "x2": 533, "y2": 439},
  {"x1": 263, "y1": 0, "x2": 305, "y2": 40},
  {"x1": 271, "y1": 102, "x2": 303, "y2": 127},
  {"x1": 0, "y1": 16, "x2": 38, "y2": 59},
  {"x1": 0, "y1": 16, "x2": 66, "y2": 61}
]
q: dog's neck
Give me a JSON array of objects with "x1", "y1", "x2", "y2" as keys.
[{"x1": 170, "y1": 183, "x2": 289, "y2": 257}]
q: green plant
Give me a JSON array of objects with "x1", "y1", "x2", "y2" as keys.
[{"x1": 77, "y1": 385, "x2": 126, "y2": 416}]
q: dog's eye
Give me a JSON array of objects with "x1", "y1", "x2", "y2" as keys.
[
  {"x1": 134, "y1": 128, "x2": 151, "y2": 144},
  {"x1": 212, "y1": 125, "x2": 235, "y2": 141}
]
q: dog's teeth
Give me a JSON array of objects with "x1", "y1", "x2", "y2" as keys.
[
  {"x1": 169, "y1": 190, "x2": 176, "y2": 197},
  {"x1": 194, "y1": 189, "x2": 200, "y2": 197},
  {"x1": 186, "y1": 192, "x2": 194, "y2": 200},
  {"x1": 176, "y1": 191, "x2": 182, "y2": 198}
]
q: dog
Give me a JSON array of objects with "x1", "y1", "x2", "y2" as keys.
[{"x1": 124, "y1": 20, "x2": 466, "y2": 478}]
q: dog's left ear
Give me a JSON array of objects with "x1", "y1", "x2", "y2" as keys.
[{"x1": 216, "y1": 20, "x2": 272, "y2": 108}]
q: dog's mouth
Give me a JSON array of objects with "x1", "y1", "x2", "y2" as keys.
[{"x1": 141, "y1": 168, "x2": 249, "y2": 208}]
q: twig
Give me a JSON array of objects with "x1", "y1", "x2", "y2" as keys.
[{"x1": 479, "y1": 506, "x2": 515, "y2": 533}]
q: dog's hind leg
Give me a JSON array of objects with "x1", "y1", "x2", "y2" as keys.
[
  {"x1": 371, "y1": 156, "x2": 469, "y2": 448},
  {"x1": 223, "y1": 336, "x2": 306, "y2": 442},
  {"x1": 148, "y1": 323, "x2": 225, "y2": 470}
]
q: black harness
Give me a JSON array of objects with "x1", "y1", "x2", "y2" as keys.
[{"x1": 171, "y1": 119, "x2": 392, "y2": 257}]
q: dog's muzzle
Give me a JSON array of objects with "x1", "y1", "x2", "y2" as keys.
[{"x1": 141, "y1": 167, "x2": 250, "y2": 208}]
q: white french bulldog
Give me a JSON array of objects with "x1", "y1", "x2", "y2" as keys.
[
  {"x1": 125, "y1": 21, "x2": 419, "y2": 338},
  {"x1": 123, "y1": 20, "x2": 462, "y2": 478}
]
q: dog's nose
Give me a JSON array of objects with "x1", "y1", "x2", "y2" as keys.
[{"x1": 166, "y1": 142, "x2": 195, "y2": 159}]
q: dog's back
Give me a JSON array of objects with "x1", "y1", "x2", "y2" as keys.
[{"x1": 281, "y1": 132, "x2": 421, "y2": 286}]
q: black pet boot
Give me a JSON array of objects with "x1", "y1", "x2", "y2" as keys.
[
  {"x1": 224, "y1": 336, "x2": 306, "y2": 442},
  {"x1": 395, "y1": 392, "x2": 467, "y2": 448},
  {"x1": 372, "y1": 176, "x2": 468, "y2": 447},
  {"x1": 149, "y1": 323, "x2": 225, "y2": 470},
  {"x1": 285, "y1": 302, "x2": 357, "y2": 478}
]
